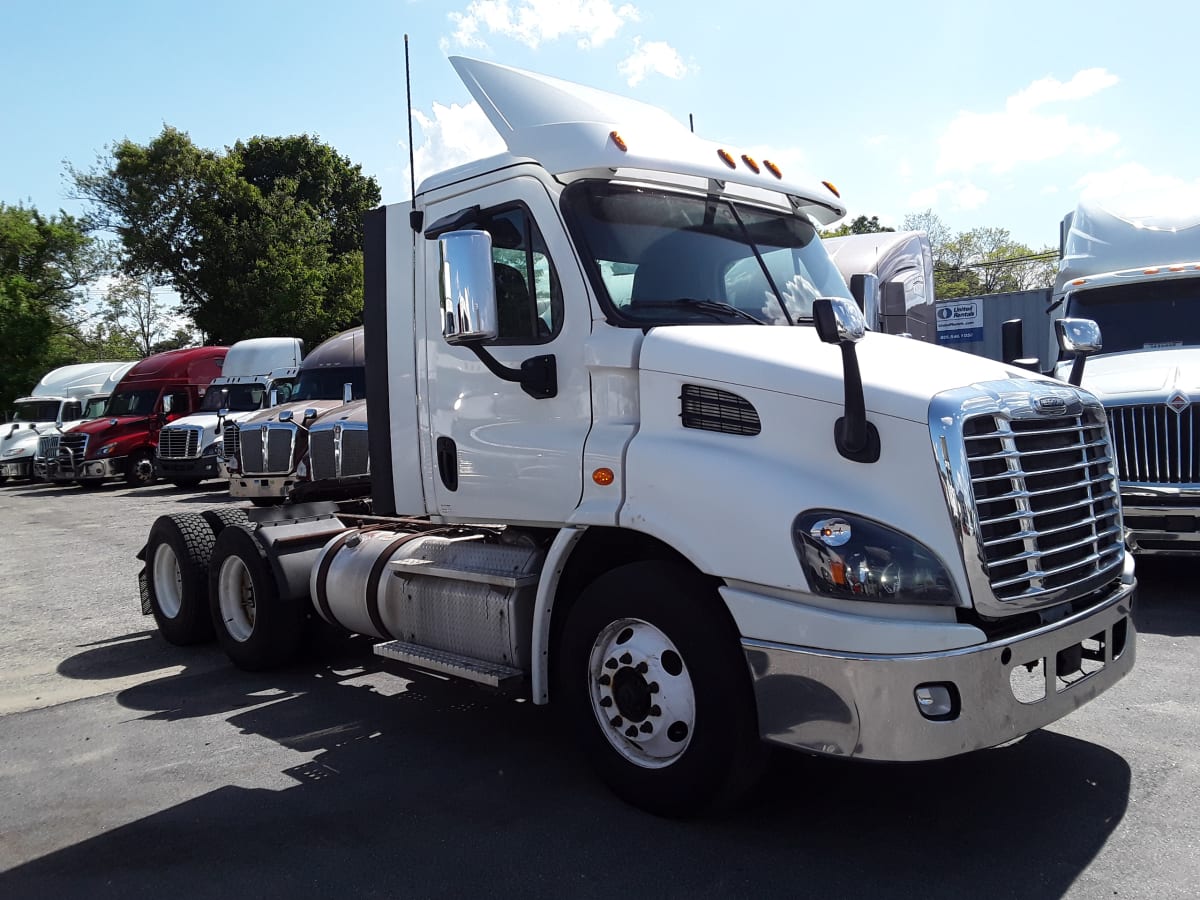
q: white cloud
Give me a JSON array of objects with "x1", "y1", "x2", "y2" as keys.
[
  {"x1": 449, "y1": 0, "x2": 640, "y2": 50},
  {"x1": 936, "y1": 68, "x2": 1120, "y2": 175},
  {"x1": 408, "y1": 101, "x2": 506, "y2": 189},
  {"x1": 1074, "y1": 163, "x2": 1200, "y2": 219},
  {"x1": 617, "y1": 38, "x2": 688, "y2": 86},
  {"x1": 907, "y1": 180, "x2": 989, "y2": 212}
]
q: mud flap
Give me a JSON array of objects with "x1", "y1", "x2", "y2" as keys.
[{"x1": 138, "y1": 567, "x2": 152, "y2": 615}]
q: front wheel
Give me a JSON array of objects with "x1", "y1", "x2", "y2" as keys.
[
  {"x1": 125, "y1": 450, "x2": 157, "y2": 487},
  {"x1": 555, "y1": 560, "x2": 765, "y2": 817},
  {"x1": 209, "y1": 524, "x2": 304, "y2": 671}
]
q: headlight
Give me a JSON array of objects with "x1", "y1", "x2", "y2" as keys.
[
  {"x1": 97, "y1": 443, "x2": 118, "y2": 456},
  {"x1": 202, "y1": 441, "x2": 220, "y2": 457},
  {"x1": 3, "y1": 447, "x2": 24, "y2": 457},
  {"x1": 792, "y1": 511, "x2": 958, "y2": 606}
]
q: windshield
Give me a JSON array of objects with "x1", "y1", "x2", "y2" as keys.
[
  {"x1": 292, "y1": 366, "x2": 365, "y2": 402},
  {"x1": 1067, "y1": 277, "x2": 1200, "y2": 354},
  {"x1": 82, "y1": 397, "x2": 108, "y2": 419},
  {"x1": 561, "y1": 181, "x2": 852, "y2": 326},
  {"x1": 12, "y1": 400, "x2": 61, "y2": 422},
  {"x1": 106, "y1": 389, "x2": 159, "y2": 417},
  {"x1": 201, "y1": 382, "x2": 270, "y2": 412}
]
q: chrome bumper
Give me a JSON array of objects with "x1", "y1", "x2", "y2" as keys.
[
  {"x1": 1121, "y1": 489, "x2": 1200, "y2": 555},
  {"x1": 742, "y1": 578, "x2": 1135, "y2": 762},
  {"x1": 230, "y1": 475, "x2": 296, "y2": 499},
  {"x1": 47, "y1": 457, "x2": 124, "y2": 481},
  {"x1": 0, "y1": 459, "x2": 32, "y2": 478}
]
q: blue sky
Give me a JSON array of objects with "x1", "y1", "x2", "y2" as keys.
[{"x1": 3, "y1": 0, "x2": 1196, "y2": 250}]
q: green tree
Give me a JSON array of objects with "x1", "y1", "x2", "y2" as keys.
[
  {"x1": 821, "y1": 214, "x2": 896, "y2": 238},
  {"x1": 98, "y1": 274, "x2": 186, "y2": 357},
  {"x1": 0, "y1": 203, "x2": 113, "y2": 410},
  {"x1": 70, "y1": 128, "x2": 380, "y2": 348}
]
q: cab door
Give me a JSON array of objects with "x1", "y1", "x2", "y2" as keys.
[{"x1": 420, "y1": 176, "x2": 592, "y2": 525}]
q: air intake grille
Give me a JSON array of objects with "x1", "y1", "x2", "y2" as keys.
[
  {"x1": 157, "y1": 427, "x2": 200, "y2": 459},
  {"x1": 1106, "y1": 403, "x2": 1200, "y2": 485},
  {"x1": 680, "y1": 384, "x2": 761, "y2": 436},
  {"x1": 309, "y1": 426, "x2": 370, "y2": 480},
  {"x1": 222, "y1": 422, "x2": 239, "y2": 460},
  {"x1": 57, "y1": 432, "x2": 89, "y2": 467},
  {"x1": 239, "y1": 424, "x2": 296, "y2": 475},
  {"x1": 964, "y1": 409, "x2": 1123, "y2": 604},
  {"x1": 36, "y1": 434, "x2": 60, "y2": 461}
]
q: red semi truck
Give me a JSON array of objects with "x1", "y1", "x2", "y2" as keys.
[{"x1": 50, "y1": 346, "x2": 229, "y2": 488}]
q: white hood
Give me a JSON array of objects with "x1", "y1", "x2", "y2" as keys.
[
  {"x1": 1067, "y1": 346, "x2": 1200, "y2": 405},
  {"x1": 639, "y1": 326, "x2": 1034, "y2": 423}
]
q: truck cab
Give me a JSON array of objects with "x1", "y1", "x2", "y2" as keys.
[
  {"x1": 0, "y1": 361, "x2": 136, "y2": 482},
  {"x1": 824, "y1": 231, "x2": 937, "y2": 340},
  {"x1": 155, "y1": 337, "x2": 303, "y2": 487},
  {"x1": 1051, "y1": 199, "x2": 1200, "y2": 553},
  {"x1": 49, "y1": 347, "x2": 229, "y2": 488},
  {"x1": 224, "y1": 328, "x2": 365, "y2": 503}
]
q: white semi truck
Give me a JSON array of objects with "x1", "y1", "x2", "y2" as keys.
[
  {"x1": 155, "y1": 337, "x2": 303, "y2": 487},
  {"x1": 1049, "y1": 199, "x2": 1200, "y2": 554},
  {"x1": 138, "y1": 57, "x2": 1136, "y2": 816},
  {"x1": 824, "y1": 230, "x2": 937, "y2": 341},
  {"x1": 0, "y1": 361, "x2": 136, "y2": 482}
]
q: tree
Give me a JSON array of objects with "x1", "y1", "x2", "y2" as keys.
[
  {"x1": 99, "y1": 274, "x2": 187, "y2": 357},
  {"x1": 70, "y1": 128, "x2": 381, "y2": 348},
  {"x1": 821, "y1": 214, "x2": 896, "y2": 238},
  {"x1": 0, "y1": 203, "x2": 113, "y2": 410}
]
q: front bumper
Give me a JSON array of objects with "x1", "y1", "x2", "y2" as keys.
[
  {"x1": 742, "y1": 577, "x2": 1136, "y2": 762},
  {"x1": 0, "y1": 458, "x2": 32, "y2": 479},
  {"x1": 1121, "y1": 488, "x2": 1200, "y2": 554},
  {"x1": 157, "y1": 455, "x2": 221, "y2": 480},
  {"x1": 47, "y1": 456, "x2": 125, "y2": 482},
  {"x1": 230, "y1": 474, "x2": 297, "y2": 499}
]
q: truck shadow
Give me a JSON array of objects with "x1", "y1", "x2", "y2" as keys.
[
  {"x1": 10, "y1": 639, "x2": 1131, "y2": 899},
  {"x1": 1132, "y1": 558, "x2": 1200, "y2": 637}
]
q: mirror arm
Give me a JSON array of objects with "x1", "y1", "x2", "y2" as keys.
[
  {"x1": 834, "y1": 342, "x2": 880, "y2": 463},
  {"x1": 1068, "y1": 355, "x2": 1087, "y2": 387},
  {"x1": 465, "y1": 343, "x2": 558, "y2": 400}
]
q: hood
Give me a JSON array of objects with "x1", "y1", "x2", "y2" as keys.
[
  {"x1": 1, "y1": 424, "x2": 44, "y2": 458},
  {"x1": 639, "y1": 326, "x2": 1037, "y2": 423},
  {"x1": 68, "y1": 415, "x2": 152, "y2": 454},
  {"x1": 1064, "y1": 346, "x2": 1200, "y2": 405},
  {"x1": 236, "y1": 399, "x2": 347, "y2": 427}
]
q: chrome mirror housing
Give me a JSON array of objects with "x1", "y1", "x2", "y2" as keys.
[{"x1": 439, "y1": 230, "x2": 499, "y2": 345}]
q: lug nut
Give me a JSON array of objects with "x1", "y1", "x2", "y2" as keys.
[
  {"x1": 599, "y1": 696, "x2": 612, "y2": 708},
  {"x1": 598, "y1": 674, "x2": 611, "y2": 686},
  {"x1": 619, "y1": 652, "x2": 632, "y2": 665},
  {"x1": 636, "y1": 661, "x2": 648, "y2": 674}
]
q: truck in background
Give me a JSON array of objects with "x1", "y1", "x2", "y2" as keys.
[
  {"x1": 0, "y1": 361, "x2": 136, "y2": 483},
  {"x1": 138, "y1": 57, "x2": 1134, "y2": 817},
  {"x1": 49, "y1": 347, "x2": 229, "y2": 488},
  {"x1": 223, "y1": 328, "x2": 366, "y2": 504},
  {"x1": 824, "y1": 231, "x2": 937, "y2": 341},
  {"x1": 155, "y1": 338, "x2": 303, "y2": 487},
  {"x1": 1045, "y1": 197, "x2": 1200, "y2": 554}
]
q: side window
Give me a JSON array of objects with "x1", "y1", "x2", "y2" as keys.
[
  {"x1": 486, "y1": 206, "x2": 562, "y2": 345},
  {"x1": 62, "y1": 401, "x2": 82, "y2": 421},
  {"x1": 165, "y1": 390, "x2": 190, "y2": 416}
]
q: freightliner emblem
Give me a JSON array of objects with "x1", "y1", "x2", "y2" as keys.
[
  {"x1": 1167, "y1": 391, "x2": 1191, "y2": 414},
  {"x1": 1034, "y1": 396, "x2": 1068, "y2": 415}
]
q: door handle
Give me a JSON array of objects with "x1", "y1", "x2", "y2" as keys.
[{"x1": 436, "y1": 436, "x2": 458, "y2": 491}]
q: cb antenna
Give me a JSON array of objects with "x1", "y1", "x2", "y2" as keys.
[{"x1": 405, "y1": 34, "x2": 417, "y2": 201}]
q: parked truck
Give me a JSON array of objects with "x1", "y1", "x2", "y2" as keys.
[
  {"x1": 223, "y1": 328, "x2": 365, "y2": 503},
  {"x1": 0, "y1": 361, "x2": 135, "y2": 483},
  {"x1": 824, "y1": 230, "x2": 937, "y2": 341},
  {"x1": 50, "y1": 347, "x2": 229, "y2": 488},
  {"x1": 1047, "y1": 198, "x2": 1200, "y2": 554},
  {"x1": 138, "y1": 57, "x2": 1135, "y2": 817},
  {"x1": 155, "y1": 338, "x2": 304, "y2": 487}
]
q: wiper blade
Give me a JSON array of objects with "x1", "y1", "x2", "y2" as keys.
[{"x1": 632, "y1": 298, "x2": 766, "y2": 324}]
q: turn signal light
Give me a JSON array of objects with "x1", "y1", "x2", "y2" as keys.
[
  {"x1": 822, "y1": 180, "x2": 841, "y2": 198},
  {"x1": 610, "y1": 131, "x2": 628, "y2": 152},
  {"x1": 741, "y1": 154, "x2": 760, "y2": 173},
  {"x1": 592, "y1": 467, "x2": 615, "y2": 486},
  {"x1": 717, "y1": 148, "x2": 736, "y2": 169}
]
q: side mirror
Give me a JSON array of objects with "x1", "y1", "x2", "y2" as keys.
[
  {"x1": 1056, "y1": 317, "x2": 1102, "y2": 386},
  {"x1": 813, "y1": 296, "x2": 867, "y2": 345},
  {"x1": 812, "y1": 297, "x2": 878, "y2": 464},
  {"x1": 162, "y1": 394, "x2": 173, "y2": 414},
  {"x1": 303, "y1": 408, "x2": 319, "y2": 422},
  {"x1": 848, "y1": 273, "x2": 880, "y2": 330},
  {"x1": 278, "y1": 410, "x2": 294, "y2": 423},
  {"x1": 439, "y1": 230, "x2": 499, "y2": 344}
]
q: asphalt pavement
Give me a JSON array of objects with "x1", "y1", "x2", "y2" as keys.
[{"x1": 0, "y1": 479, "x2": 1197, "y2": 899}]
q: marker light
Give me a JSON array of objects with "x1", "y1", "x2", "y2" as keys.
[
  {"x1": 1071, "y1": 278, "x2": 1087, "y2": 286},
  {"x1": 1169, "y1": 265, "x2": 1185, "y2": 272},
  {"x1": 763, "y1": 159, "x2": 783, "y2": 179},
  {"x1": 717, "y1": 148, "x2": 737, "y2": 169},
  {"x1": 1144, "y1": 267, "x2": 1160, "y2": 274},
  {"x1": 741, "y1": 154, "x2": 760, "y2": 174},
  {"x1": 609, "y1": 131, "x2": 628, "y2": 152},
  {"x1": 592, "y1": 467, "x2": 614, "y2": 486},
  {"x1": 822, "y1": 180, "x2": 841, "y2": 198}
]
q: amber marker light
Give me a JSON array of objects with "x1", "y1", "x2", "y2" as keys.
[
  {"x1": 610, "y1": 131, "x2": 628, "y2": 152},
  {"x1": 763, "y1": 159, "x2": 783, "y2": 179},
  {"x1": 1169, "y1": 265, "x2": 1186, "y2": 272},
  {"x1": 822, "y1": 180, "x2": 841, "y2": 198},
  {"x1": 717, "y1": 148, "x2": 737, "y2": 169},
  {"x1": 1144, "y1": 267, "x2": 1160, "y2": 274},
  {"x1": 741, "y1": 154, "x2": 760, "y2": 174},
  {"x1": 1071, "y1": 278, "x2": 1088, "y2": 286},
  {"x1": 592, "y1": 468, "x2": 615, "y2": 486}
]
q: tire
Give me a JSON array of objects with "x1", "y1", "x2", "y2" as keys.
[
  {"x1": 145, "y1": 513, "x2": 217, "y2": 645},
  {"x1": 555, "y1": 560, "x2": 765, "y2": 818},
  {"x1": 209, "y1": 524, "x2": 304, "y2": 671},
  {"x1": 125, "y1": 449, "x2": 157, "y2": 487},
  {"x1": 201, "y1": 506, "x2": 250, "y2": 538}
]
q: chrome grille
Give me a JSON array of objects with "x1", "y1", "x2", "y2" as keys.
[
  {"x1": 35, "y1": 434, "x2": 60, "y2": 461},
  {"x1": 239, "y1": 424, "x2": 296, "y2": 475},
  {"x1": 1106, "y1": 403, "x2": 1200, "y2": 485},
  {"x1": 57, "y1": 432, "x2": 89, "y2": 466},
  {"x1": 309, "y1": 425, "x2": 370, "y2": 480},
  {"x1": 964, "y1": 406, "x2": 1122, "y2": 606},
  {"x1": 222, "y1": 422, "x2": 239, "y2": 460},
  {"x1": 157, "y1": 426, "x2": 200, "y2": 459}
]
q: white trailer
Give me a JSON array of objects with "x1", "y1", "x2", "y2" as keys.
[
  {"x1": 138, "y1": 57, "x2": 1136, "y2": 816},
  {"x1": 1049, "y1": 198, "x2": 1200, "y2": 553},
  {"x1": 1, "y1": 361, "x2": 136, "y2": 482}
]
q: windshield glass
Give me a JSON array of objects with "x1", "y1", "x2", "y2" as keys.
[
  {"x1": 1068, "y1": 277, "x2": 1200, "y2": 354},
  {"x1": 82, "y1": 397, "x2": 108, "y2": 419},
  {"x1": 201, "y1": 382, "x2": 269, "y2": 412},
  {"x1": 106, "y1": 389, "x2": 159, "y2": 417},
  {"x1": 561, "y1": 181, "x2": 852, "y2": 326},
  {"x1": 12, "y1": 400, "x2": 62, "y2": 422},
  {"x1": 292, "y1": 366, "x2": 365, "y2": 402}
]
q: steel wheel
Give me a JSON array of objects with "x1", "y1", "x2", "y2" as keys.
[
  {"x1": 218, "y1": 555, "x2": 256, "y2": 643},
  {"x1": 587, "y1": 617, "x2": 696, "y2": 769},
  {"x1": 152, "y1": 542, "x2": 185, "y2": 619}
]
